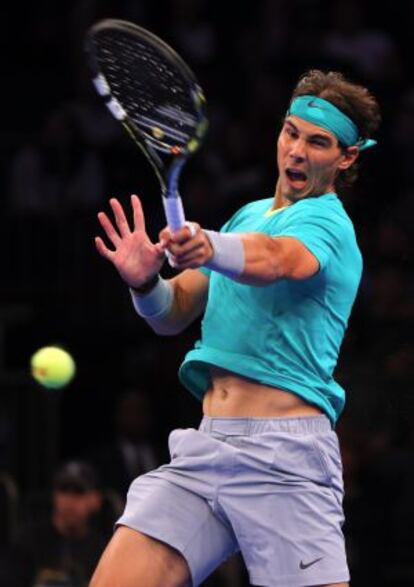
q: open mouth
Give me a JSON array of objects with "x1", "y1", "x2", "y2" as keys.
[{"x1": 285, "y1": 168, "x2": 308, "y2": 183}]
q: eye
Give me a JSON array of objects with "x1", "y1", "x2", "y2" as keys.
[
  {"x1": 310, "y1": 138, "x2": 328, "y2": 147},
  {"x1": 285, "y1": 126, "x2": 297, "y2": 138}
]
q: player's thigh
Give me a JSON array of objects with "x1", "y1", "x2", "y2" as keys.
[
  {"x1": 117, "y1": 471, "x2": 239, "y2": 585},
  {"x1": 89, "y1": 526, "x2": 191, "y2": 587}
]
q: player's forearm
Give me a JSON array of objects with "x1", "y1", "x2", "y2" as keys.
[
  {"x1": 129, "y1": 276, "x2": 180, "y2": 335},
  {"x1": 204, "y1": 231, "x2": 318, "y2": 283},
  {"x1": 144, "y1": 309, "x2": 186, "y2": 336},
  {"x1": 130, "y1": 273, "x2": 205, "y2": 335},
  {"x1": 236, "y1": 233, "x2": 286, "y2": 285},
  {"x1": 205, "y1": 231, "x2": 285, "y2": 285}
]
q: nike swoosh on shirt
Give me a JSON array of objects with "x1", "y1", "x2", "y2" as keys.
[{"x1": 299, "y1": 557, "x2": 323, "y2": 570}]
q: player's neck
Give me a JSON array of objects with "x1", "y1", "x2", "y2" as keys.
[
  {"x1": 272, "y1": 180, "x2": 290, "y2": 210},
  {"x1": 272, "y1": 179, "x2": 336, "y2": 210}
]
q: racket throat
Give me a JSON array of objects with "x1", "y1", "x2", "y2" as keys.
[{"x1": 165, "y1": 156, "x2": 186, "y2": 199}]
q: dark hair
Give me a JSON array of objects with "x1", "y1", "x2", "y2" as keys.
[
  {"x1": 291, "y1": 70, "x2": 381, "y2": 188},
  {"x1": 53, "y1": 461, "x2": 102, "y2": 494}
]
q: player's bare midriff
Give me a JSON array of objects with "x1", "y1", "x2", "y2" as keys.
[{"x1": 203, "y1": 366, "x2": 323, "y2": 418}]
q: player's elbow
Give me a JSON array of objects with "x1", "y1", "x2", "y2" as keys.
[{"x1": 287, "y1": 260, "x2": 320, "y2": 280}]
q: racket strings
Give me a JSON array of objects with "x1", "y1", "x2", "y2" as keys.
[{"x1": 94, "y1": 30, "x2": 200, "y2": 148}]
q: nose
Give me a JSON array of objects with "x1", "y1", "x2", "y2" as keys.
[{"x1": 289, "y1": 138, "x2": 306, "y2": 162}]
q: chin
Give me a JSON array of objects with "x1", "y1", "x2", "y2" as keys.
[
  {"x1": 284, "y1": 186, "x2": 308, "y2": 202},
  {"x1": 287, "y1": 179, "x2": 325, "y2": 201}
]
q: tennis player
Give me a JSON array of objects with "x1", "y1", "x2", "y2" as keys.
[{"x1": 91, "y1": 70, "x2": 380, "y2": 587}]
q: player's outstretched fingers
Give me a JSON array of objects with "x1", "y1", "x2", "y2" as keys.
[
  {"x1": 110, "y1": 198, "x2": 131, "y2": 237},
  {"x1": 95, "y1": 236, "x2": 115, "y2": 261},
  {"x1": 97, "y1": 211, "x2": 121, "y2": 247},
  {"x1": 131, "y1": 194, "x2": 146, "y2": 232}
]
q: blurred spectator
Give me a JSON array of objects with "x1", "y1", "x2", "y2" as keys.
[
  {"x1": 3, "y1": 461, "x2": 108, "y2": 587},
  {"x1": 169, "y1": 0, "x2": 217, "y2": 66},
  {"x1": 390, "y1": 88, "x2": 414, "y2": 186},
  {"x1": 204, "y1": 119, "x2": 267, "y2": 214},
  {"x1": 86, "y1": 388, "x2": 161, "y2": 500},
  {"x1": 354, "y1": 418, "x2": 414, "y2": 586},
  {"x1": 0, "y1": 471, "x2": 19, "y2": 552},
  {"x1": 321, "y1": 0, "x2": 402, "y2": 85},
  {"x1": 9, "y1": 103, "x2": 105, "y2": 218},
  {"x1": 369, "y1": 265, "x2": 412, "y2": 323}
]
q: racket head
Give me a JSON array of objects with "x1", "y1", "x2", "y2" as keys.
[{"x1": 85, "y1": 19, "x2": 208, "y2": 158}]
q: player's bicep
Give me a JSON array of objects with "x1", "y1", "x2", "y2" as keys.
[
  {"x1": 169, "y1": 268, "x2": 209, "y2": 325},
  {"x1": 272, "y1": 236, "x2": 320, "y2": 280}
]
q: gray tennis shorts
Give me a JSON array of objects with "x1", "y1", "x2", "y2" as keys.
[{"x1": 117, "y1": 415, "x2": 350, "y2": 586}]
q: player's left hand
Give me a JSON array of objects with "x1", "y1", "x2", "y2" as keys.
[{"x1": 159, "y1": 222, "x2": 213, "y2": 269}]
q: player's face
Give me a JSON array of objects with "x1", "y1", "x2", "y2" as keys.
[{"x1": 277, "y1": 116, "x2": 358, "y2": 202}]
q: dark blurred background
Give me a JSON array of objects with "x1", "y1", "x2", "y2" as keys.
[{"x1": 0, "y1": 0, "x2": 413, "y2": 585}]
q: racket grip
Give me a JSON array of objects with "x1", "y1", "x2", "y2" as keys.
[{"x1": 162, "y1": 195, "x2": 186, "y2": 231}]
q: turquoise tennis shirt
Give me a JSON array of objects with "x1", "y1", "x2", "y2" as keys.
[{"x1": 178, "y1": 193, "x2": 363, "y2": 425}]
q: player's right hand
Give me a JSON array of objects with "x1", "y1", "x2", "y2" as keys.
[
  {"x1": 95, "y1": 195, "x2": 167, "y2": 288},
  {"x1": 159, "y1": 222, "x2": 213, "y2": 270}
]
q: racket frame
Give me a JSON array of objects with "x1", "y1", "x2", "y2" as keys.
[{"x1": 85, "y1": 19, "x2": 208, "y2": 230}]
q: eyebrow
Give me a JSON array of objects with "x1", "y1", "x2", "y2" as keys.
[{"x1": 285, "y1": 119, "x2": 334, "y2": 145}]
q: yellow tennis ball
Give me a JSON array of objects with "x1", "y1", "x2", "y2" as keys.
[{"x1": 30, "y1": 346, "x2": 76, "y2": 389}]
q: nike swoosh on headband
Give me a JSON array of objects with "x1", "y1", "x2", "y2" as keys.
[{"x1": 288, "y1": 95, "x2": 377, "y2": 151}]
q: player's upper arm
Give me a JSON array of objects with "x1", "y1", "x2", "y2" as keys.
[
  {"x1": 271, "y1": 236, "x2": 320, "y2": 280},
  {"x1": 270, "y1": 204, "x2": 341, "y2": 280},
  {"x1": 168, "y1": 268, "x2": 210, "y2": 329}
]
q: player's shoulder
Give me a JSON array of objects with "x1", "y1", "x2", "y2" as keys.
[
  {"x1": 223, "y1": 197, "x2": 273, "y2": 230},
  {"x1": 233, "y1": 196, "x2": 273, "y2": 217},
  {"x1": 289, "y1": 192, "x2": 353, "y2": 226}
]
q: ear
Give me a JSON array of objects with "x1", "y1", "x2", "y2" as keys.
[{"x1": 337, "y1": 146, "x2": 359, "y2": 171}]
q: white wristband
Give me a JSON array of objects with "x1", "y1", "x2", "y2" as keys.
[
  {"x1": 203, "y1": 230, "x2": 245, "y2": 279},
  {"x1": 130, "y1": 277, "x2": 173, "y2": 318}
]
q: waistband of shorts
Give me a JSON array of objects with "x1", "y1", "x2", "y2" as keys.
[{"x1": 199, "y1": 415, "x2": 332, "y2": 436}]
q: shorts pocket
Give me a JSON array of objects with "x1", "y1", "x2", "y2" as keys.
[
  {"x1": 311, "y1": 438, "x2": 333, "y2": 482},
  {"x1": 311, "y1": 433, "x2": 343, "y2": 487},
  {"x1": 270, "y1": 434, "x2": 332, "y2": 485}
]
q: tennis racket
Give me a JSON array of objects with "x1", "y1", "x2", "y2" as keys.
[{"x1": 84, "y1": 18, "x2": 208, "y2": 231}]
